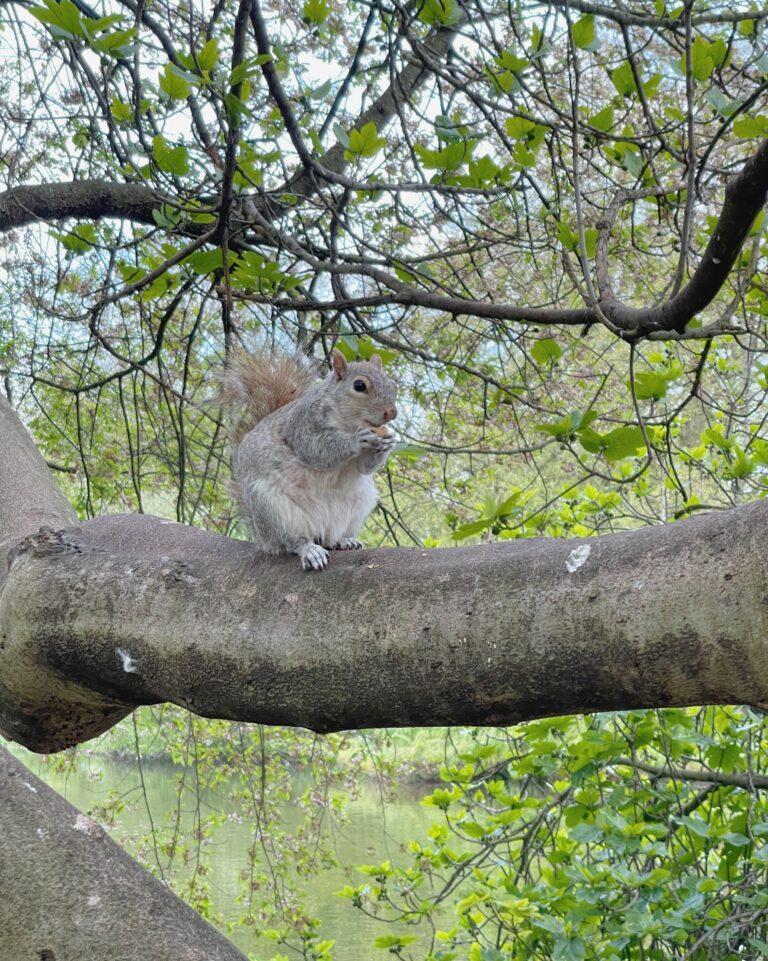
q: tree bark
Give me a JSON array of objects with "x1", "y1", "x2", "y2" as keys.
[
  {"x1": 2, "y1": 498, "x2": 767, "y2": 754},
  {"x1": 0, "y1": 394, "x2": 77, "y2": 590},
  {"x1": 0, "y1": 744, "x2": 249, "y2": 961},
  {"x1": 0, "y1": 181, "x2": 165, "y2": 234}
]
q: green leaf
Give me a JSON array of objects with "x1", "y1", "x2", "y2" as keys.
[
  {"x1": 185, "y1": 247, "x2": 223, "y2": 275},
  {"x1": 152, "y1": 135, "x2": 190, "y2": 175},
  {"x1": 110, "y1": 96, "x2": 133, "y2": 123},
  {"x1": 460, "y1": 820, "x2": 487, "y2": 839},
  {"x1": 555, "y1": 220, "x2": 577, "y2": 251},
  {"x1": 505, "y1": 116, "x2": 540, "y2": 142},
  {"x1": 610, "y1": 61, "x2": 636, "y2": 97},
  {"x1": 701, "y1": 426, "x2": 732, "y2": 450},
  {"x1": 418, "y1": 0, "x2": 462, "y2": 26},
  {"x1": 151, "y1": 203, "x2": 182, "y2": 228},
  {"x1": 632, "y1": 362, "x2": 683, "y2": 400},
  {"x1": 30, "y1": 0, "x2": 83, "y2": 39},
  {"x1": 588, "y1": 105, "x2": 614, "y2": 131},
  {"x1": 159, "y1": 63, "x2": 191, "y2": 100},
  {"x1": 536, "y1": 409, "x2": 596, "y2": 438},
  {"x1": 531, "y1": 338, "x2": 562, "y2": 365},
  {"x1": 706, "y1": 88, "x2": 740, "y2": 118},
  {"x1": 602, "y1": 426, "x2": 647, "y2": 463},
  {"x1": 684, "y1": 36, "x2": 727, "y2": 83},
  {"x1": 197, "y1": 38, "x2": 219, "y2": 72},
  {"x1": 730, "y1": 445, "x2": 754, "y2": 479},
  {"x1": 392, "y1": 442, "x2": 428, "y2": 461},
  {"x1": 302, "y1": 0, "x2": 331, "y2": 24},
  {"x1": 452, "y1": 518, "x2": 492, "y2": 541},
  {"x1": 229, "y1": 54, "x2": 272, "y2": 87},
  {"x1": 345, "y1": 121, "x2": 386, "y2": 160},
  {"x1": 91, "y1": 27, "x2": 135, "y2": 58},
  {"x1": 572, "y1": 14, "x2": 598, "y2": 51},
  {"x1": 373, "y1": 934, "x2": 419, "y2": 949},
  {"x1": 733, "y1": 115, "x2": 768, "y2": 139},
  {"x1": 553, "y1": 936, "x2": 587, "y2": 961},
  {"x1": 681, "y1": 815, "x2": 711, "y2": 838},
  {"x1": 738, "y1": 18, "x2": 756, "y2": 37},
  {"x1": 578, "y1": 426, "x2": 604, "y2": 454},
  {"x1": 414, "y1": 140, "x2": 475, "y2": 172},
  {"x1": 49, "y1": 222, "x2": 98, "y2": 253},
  {"x1": 355, "y1": 339, "x2": 397, "y2": 365}
]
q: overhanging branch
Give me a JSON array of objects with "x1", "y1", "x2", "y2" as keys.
[
  {"x1": 2, "y1": 142, "x2": 766, "y2": 339},
  {"x1": 0, "y1": 180, "x2": 165, "y2": 233}
]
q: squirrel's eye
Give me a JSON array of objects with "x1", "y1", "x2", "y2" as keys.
[{"x1": 353, "y1": 379, "x2": 367, "y2": 392}]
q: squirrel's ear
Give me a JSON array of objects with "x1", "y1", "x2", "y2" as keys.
[
  {"x1": 331, "y1": 349, "x2": 347, "y2": 380},
  {"x1": 368, "y1": 354, "x2": 382, "y2": 369}
]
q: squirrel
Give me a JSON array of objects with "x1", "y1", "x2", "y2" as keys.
[{"x1": 216, "y1": 347, "x2": 398, "y2": 571}]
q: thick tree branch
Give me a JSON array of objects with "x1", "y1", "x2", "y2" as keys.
[
  {"x1": 602, "y1": 140, "x2": 768, "y2": 335},
  {"x1": 2, "y1": 499, "x2": 768, "y2": 753},
  {"x1": 0, "y1": 396, "x2": 76, "y2": 591},
  {"x1": 0, "y1": 180, "x2": 164, "y2": 233},
  {"x1": 0, "y1": 745, "x2": 248, "y2": 961},
  {"x1": 543, "y1": 0, "x2": 768, "y2": 28}
]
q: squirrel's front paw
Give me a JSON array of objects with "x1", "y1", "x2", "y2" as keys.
[
  {"x1": 299, "y1": 543, "x2": 329, "y2": 572},
  {"x1": 355, "y1": 427, "x2": 394, "y2": 453}
]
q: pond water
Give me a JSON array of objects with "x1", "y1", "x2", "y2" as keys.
[{"x1": 23, "y1": 752, "x2": 438, "y2": 960}]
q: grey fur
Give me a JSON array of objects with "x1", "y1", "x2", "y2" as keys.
[{"x1": 230, "y1": 351, "x2": 398, "y2": 571}]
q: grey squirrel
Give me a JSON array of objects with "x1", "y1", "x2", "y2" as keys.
[{"x1": 217, "y1": 347, "x2": 398, "y2": 571}]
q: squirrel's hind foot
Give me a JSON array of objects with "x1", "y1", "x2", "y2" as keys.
[
  {"x1": 298, "y1": 542, "x2": 329, "y2": 572},
  {"x1": 329, "y1": 538, "x2": 363, "y2": 551}
]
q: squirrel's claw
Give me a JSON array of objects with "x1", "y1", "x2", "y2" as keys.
[
  {"x1": 356, "y1": 427, "x2": 393, "y2": 453},
  {"x1": 331, "y1": 538, "x2": 363, "y2": 551},
  {"x1": 299, "y1": 543, "x2": 329, "y2": 572}
]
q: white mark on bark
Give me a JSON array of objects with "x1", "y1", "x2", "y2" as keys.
[
  {"x1": 566, "y1": 544, "x2": 591, "y2": 573},
  {"x1": 87, "y1": 894, "x2": 101, "y2": 907},
  {"x1": 23, "y1": 781, "x2": 37, "y2": 793},
  {"x1": 117, "y1": 647, "x2": 138, "y2": 673},
  {"x1": 283, "y1": 593, "x2": 299, "y2": 605},
  {"x1": 73, "y1": 813, "x2": 100, "y2": 836},
  {"x1": 36, "y1": 827, "x2": 47, "y2": 840},
  {"x1": 712, "y1": 257, "x2": 721, "y2": 264}
]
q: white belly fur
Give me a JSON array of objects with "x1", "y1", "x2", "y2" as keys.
[{"x1": 250, "y1": 464, "x2": 377, "y2": 546}]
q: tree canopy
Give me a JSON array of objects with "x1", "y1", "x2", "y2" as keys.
[{"x1": 0, "y1": 0, "x2": 767, "y2": 535}]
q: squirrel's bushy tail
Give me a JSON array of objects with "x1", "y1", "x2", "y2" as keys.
[{"x1": 216, "y1": 349, "x2": 319, "y2": 444}]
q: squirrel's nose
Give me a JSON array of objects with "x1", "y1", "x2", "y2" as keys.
[{"x1": 383, "y1": 406, "x2": 397, "y2": 423}]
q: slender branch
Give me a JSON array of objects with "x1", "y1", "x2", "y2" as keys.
[{"x1": 613, "y1": 757, "x2": 768, "y2": 791}]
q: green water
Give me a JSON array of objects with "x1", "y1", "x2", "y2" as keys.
[{"x1": 23, "y1": 753, "x2": 437, "y2": 961}]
